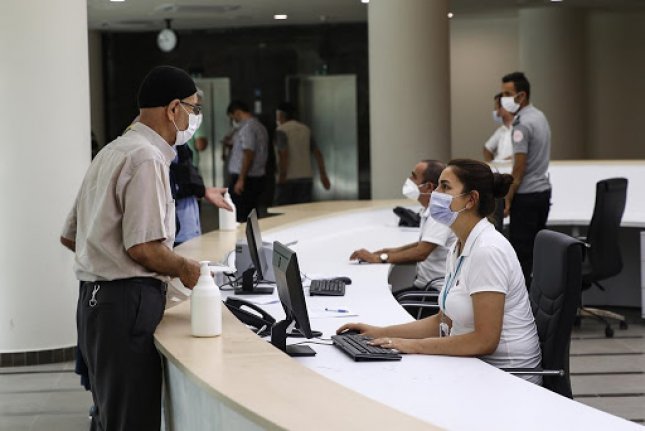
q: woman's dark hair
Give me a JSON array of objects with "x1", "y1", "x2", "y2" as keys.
[{"x1": 447, "y1": 159, "x2": 513, "y2": 218}]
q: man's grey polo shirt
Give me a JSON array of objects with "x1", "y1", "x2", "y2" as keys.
[{"x1": 511, "y1": 104, "x2": 551, "y2": 194}]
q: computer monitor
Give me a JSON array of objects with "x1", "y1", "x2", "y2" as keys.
[
  {"x1": 247, "y1": 209, "x2": 268, "y2": 279},
  {"x1": 236, "y1": 209, "x2": 273, "y2": 295},
  {"x1": 271, "y1": 241, "x2": 316, "y2": 357}
]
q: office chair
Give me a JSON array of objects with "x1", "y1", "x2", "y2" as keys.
[
  {"x1": 503, "y1": 230, "x2": 583, "y2": 398},
  {"x1": 395, "y1": 276, "x2": 443, "y2": 320},
  {"x1": 578, "y1": 178, "x2": 628, "y2": 338}
]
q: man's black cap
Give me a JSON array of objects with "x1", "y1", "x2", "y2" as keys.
[{"x1": 137, "y1": 65, "x2": 197, "y2": 109}]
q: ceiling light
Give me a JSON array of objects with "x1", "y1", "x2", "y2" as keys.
[
  {"x1": 274, "y1": 14, "x2": 288, "y2": 20},
  {"x1": 110, "y1": 0, "x2": 125, "y2": 2},
  {"x1": 361, "y1": 0, "x2": 369, "y2": 4},
  {"x1": 551, "y1": 0, "x2": 563, "y2": 2},
  {"x1": 448, "y1": 12, "x2": 454, "y2": 18}
]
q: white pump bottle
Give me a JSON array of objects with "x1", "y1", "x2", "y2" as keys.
[
  {"x1": 191, "y1": 261, "x2": 222, "y2": 337},
  {"x1": 219, "y1": 192, "x2": 237, "y2": 231}
]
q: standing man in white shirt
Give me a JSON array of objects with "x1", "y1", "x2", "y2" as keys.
[
  {"x1": 483, "y1": 93, "x2": 514, "y2": 163},
  {"x1": 60, "y1": 66, "x2": 230, "y2": 431},
  {"x1": 350, "y1": 160, "x2": 456, "y2": 290}
]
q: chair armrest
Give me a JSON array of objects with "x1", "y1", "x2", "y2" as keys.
[
  {"x1": 399, "y1": 300, "x2": 440, "y2": 311},
  {"x1": 501, "y1": 367, "x2": 565, "y2": 377},
  {"x1": 396, "y1": 291, "x2": 439, "y2": 301}
]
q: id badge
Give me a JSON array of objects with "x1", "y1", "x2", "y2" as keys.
[{"x1": 439, "y1": 322, "x2": 450, "y2": 338}]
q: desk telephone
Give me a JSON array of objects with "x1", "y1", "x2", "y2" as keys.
[
  {"x1": 224, "y1": 297, "x2": 275, "y2": 336},
  {"x1": 224, "y1": 297, "x2": 323, "y2": 338},
  {"x1": 393, "y1": 206, "x2": 420, "y2": 227}
]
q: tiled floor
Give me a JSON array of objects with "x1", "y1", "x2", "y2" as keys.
[
  {"x1": 0, "y1": 311, "x2": 643, "y2": 430},
  {"x1": 570, "y1": 309, "x2": 645, "y2": 424}
]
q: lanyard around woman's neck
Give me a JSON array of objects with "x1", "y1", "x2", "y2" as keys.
[{"x1": 441, "y1": 254, "x2": 465, "y2": 311}]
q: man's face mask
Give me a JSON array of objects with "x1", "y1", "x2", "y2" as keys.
[
  {"x1": 492, "y1": 110, "x2": 503, "y2": 124},
  {"x1": 501, "y1": 93, "x2": 522, "y2": 114},
  {"x1": 173, "y1": 104, "x2": 199, "y2": 146},
  {"x1": 402, "y1": 178, "x2": 430, "y2": 202}
]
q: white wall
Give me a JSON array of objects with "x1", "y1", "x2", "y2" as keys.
[
  {"x1": 0, "y1": 0, "x2": 90, "y2": 352},
  {"x1": 449, "y1": 8, "x2": 645, "y2": 161},
  {"x1": 450, "y1": 14, "x2": 519, "y2": 160},
  {"x1": 587, "y1": 10, "x2": 645, "y2": 159}
]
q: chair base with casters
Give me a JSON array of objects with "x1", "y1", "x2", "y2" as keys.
[{"x1": 577, "y1": 304, "x2": 628, "y2": 338}]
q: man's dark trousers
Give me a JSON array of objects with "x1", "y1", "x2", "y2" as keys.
[
  {"x1": 509, "y1": 189, "x2": 551, "y2": 288},
  {"x1": 77, "y1": 278, "x2": 166, "y2": 431}
]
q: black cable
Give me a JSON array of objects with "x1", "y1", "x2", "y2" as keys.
[{"x1": 291, "y1": 340, "x2": 334, "y2": 346}]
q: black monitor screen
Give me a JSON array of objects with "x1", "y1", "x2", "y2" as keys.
[
  {"x1": 272, "y1": 241, "x2": 313, "y2": 338},
  {"x1": 246, "y1": 209, "x2": 268, "y2": 280}
]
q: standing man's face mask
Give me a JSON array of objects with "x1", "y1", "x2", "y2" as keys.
[
  {"x1": 402, "y1": 178, "x2": 423, "y2": 201},
  {"x1": 173, "y1": 105, "x2": 199, "y2": 146},
  {"x1": 501, "y1": 95, "x2": 521, "y2": 114},
  {"x1": 429, "y1": 191, "x2": 468, "y2": 226}
]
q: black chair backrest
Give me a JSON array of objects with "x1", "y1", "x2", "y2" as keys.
[
  {"x1": 530, "y1": 230, "x2": 583, "y2": 398},
  {"x1": 586, "y1": 178, "x2": 627, "y2": 281}
]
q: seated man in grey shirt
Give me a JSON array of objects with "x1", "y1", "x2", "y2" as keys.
[{"x1": 500, "y1": 71, "x2": 552, "y2": 287}]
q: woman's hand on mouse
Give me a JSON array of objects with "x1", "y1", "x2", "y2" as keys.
[{"x1": 336, "y1": 322, "x2": 385, "y2": 338}]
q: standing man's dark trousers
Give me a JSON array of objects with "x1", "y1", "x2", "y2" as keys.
[
  {"x1": 77, "y1": 278, "x2": 166, "y2": 431},
  {"x1": 229, "y1": 174, "x2": 265, "y2": 222},
  {"x1": 509, "y1": 189, "x2": 551, "y2": 288},
  {"x1": 275, "y1": 179, "x2": 314, "y2": 206}
]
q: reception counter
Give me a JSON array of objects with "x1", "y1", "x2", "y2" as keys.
[{"x1": 156, "y1": 198, "x2": 641, "y2": 431}]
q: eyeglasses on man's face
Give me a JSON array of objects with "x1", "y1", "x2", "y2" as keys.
[{"x1": 180, "y1": 101, "x2": 202, "y2": 116}]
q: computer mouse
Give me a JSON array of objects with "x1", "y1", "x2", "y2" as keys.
[{"x1": 333, "y1": 276, "x2": 352, "y2": 285}]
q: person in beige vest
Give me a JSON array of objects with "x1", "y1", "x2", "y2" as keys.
[{"x1": 274, "y1": 102, "x2": 331, "y2": 205}]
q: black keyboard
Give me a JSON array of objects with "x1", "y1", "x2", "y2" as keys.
[
  {"x1": 331, "y1": 332, "x2": 402, "y2": 361},
  {"x1": 309, "y1": 279, "x2": 346, "y2": 296}
]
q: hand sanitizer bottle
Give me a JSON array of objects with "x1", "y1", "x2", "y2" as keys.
[
  {"x1": 191, "y1": 261, "x2": 222, "y2": 337},
  {"x1": 219, "y1": 192, "x2": 237, "y2": 231}
]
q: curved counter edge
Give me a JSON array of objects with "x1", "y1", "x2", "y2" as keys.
[{"x1": 155, "y1": 200, "x2": 442, "y2": 431}]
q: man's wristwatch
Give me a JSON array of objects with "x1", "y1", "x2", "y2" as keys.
[{"x1": 379, "y1": 253, "x2": 389, "y2": 263}]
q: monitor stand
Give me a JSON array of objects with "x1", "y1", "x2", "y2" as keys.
[
  {"x1": 234, "y1": 268, "x2": 273, "y2": 295},
  {"x1": 271, "y1": 319, "x2": 316, "y2": 357},
  {"x1": 287, "y1": 327, "x2": 323, "y2": 338}
]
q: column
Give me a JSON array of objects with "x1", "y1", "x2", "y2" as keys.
[
  {"x1": 368, "y1": 0, "x2": 451, "y2": 199},
  {"x1": 519, "y1": 7, "x2": 587, "y2": 159},
  {"x1": 0, "y1": 0, "x2": 90, "y2": 355}
]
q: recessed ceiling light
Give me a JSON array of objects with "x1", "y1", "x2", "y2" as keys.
[
  {"x1": 448, "y1": 12, "x2": 454, "y2": 18},
  {"x1": 361, "y1": 0, "x2": 369, "y2": 4},
  {"x1": 110, "y1": 0, "x2": 125, "y2": 2},
  {"x1": 274, "y1": 14, "x2": 288, "y2": 20},
  {"x1": 551, "y1": 0, "x2": 563, "y2": 2}
]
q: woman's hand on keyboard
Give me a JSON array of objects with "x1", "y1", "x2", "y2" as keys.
[
  {"x1": 369, "y1": 337, "x2": 417, "y2": 354},
  {"x1": 336, "y1": 322, "x2": 384, "y2": 338}
]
